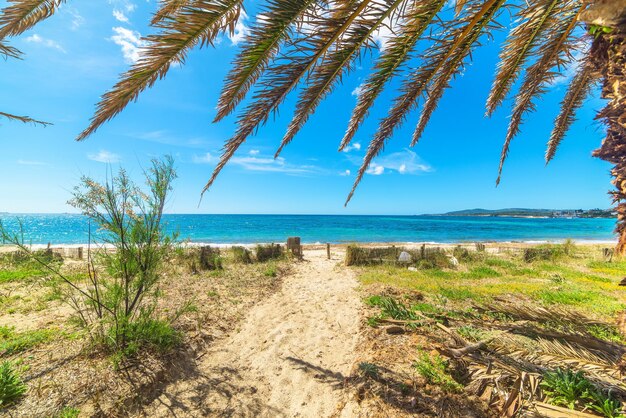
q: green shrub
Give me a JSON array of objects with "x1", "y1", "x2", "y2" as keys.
[
  {"x1": 112, "y1": 316, "x2": 180, "y2": 358},
  {"x1": 358, "y1": 362, "x2": 379, "y2": 379},
  {"x1": 367, "y1": 295, "x2": 418, "y2": 320},
  {"x1": 263, "y1": 263, "x2": 278, "y2": 277},
  {"x1": 232, "y1": 246, "x2": 252, "y2": 264},
  {"x1": 1, "y1": 157, "x2": 181, "y2": 360},
  {"x1": 255, "y1": 244, "x2": 283, "y2": 262},
  {"x1": 199, "y1": 246, "x2": 223, "y2": 270},
  {"x1": 540, "y1": 368, "x2": 623, "y2": 417},
  {"x1": 414, "y1": 351, "x2": 462, "y2": 392},
  {"x1": 0, "y1": 360, "x2": 27, "y2": 407}
]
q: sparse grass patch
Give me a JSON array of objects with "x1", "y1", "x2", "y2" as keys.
[
  {"x1": 461, "y1": 266, "x2": 500, "y2": 279},
  {"x1": 414, "y1": 351, "x2": 462, "y2": 393},
  {"x1": 56, "y1": 407, "x2": 80, "y2": 418},
  {"x1": 439, "y1": 287, "x2": 480, "y2": 301},
  {"x1": 232, "y1": 246, "x2": 253, "y2": 264},
  {"x1": 0, "y1": 360, "x2": 27, "y2": 407},
  {"x1": 587, "y1": 324, "x2": 624, "y2": 343},
  {"x1": 0, "y1": 327, "x2": 56, "y2": 355},
  {"x1": 358, "y1": 362, "x2": 379, "y2": 379},
  {"x1": 263, "y1": 262, "x2": 278, "y2": 277},
  {"x1": 0, "y1": 267, "x2": 47, "y2": 283}
]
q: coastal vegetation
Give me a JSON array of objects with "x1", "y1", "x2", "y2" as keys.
[
  {"x1": 0, "y1": 237, "x2": 287, "y2": 416},
  {"x1": 1, "y1": 1, "x2": 625, "y2": 251},
  {"x1": 353, "y1": 242, "x2": 626, "y2": 416}
]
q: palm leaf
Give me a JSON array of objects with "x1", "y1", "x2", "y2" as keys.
[
  {"x1": 339, "y1": 0, "x2": 445, "y2": 151},
  {"x1": 78, "y1": 0, "x2": 243, "y2": 141},
  {"x1": 346, "y1": 0, "x2": 505, "y2": 205},
  {"x1": 151, "y1": 0, "x2": 192, "y2": 25},
  {"x1": 0, "y1": 39, "x2": 21, "y2": 59},
  {"x1": 0, "y1": 111, "x2": 50, "y2": 125},
  {"x1": 545, "y1": 57, "x2": 596, "y2": 163},
  {"x1": 0, "y1": 0, "x2": 65, "y2": 39},
  {"x1": 276, "y1": 0, "x2": 411, "y2": 156},
  {"x1": 485, "y1": 0, "x2": 562, "y2": 117},
  {"x1": 202, "y1": 0, "x2": 375, "y2": 195},
  {"x1": 496, "y1": 1, "x2": 584, "y2": 185},
  {"x1": 214, "y1": 0, "x2": 320, "y2": 123},
  {"x1": 411, "y1": 1, "x2": 505, "y2": 145}
]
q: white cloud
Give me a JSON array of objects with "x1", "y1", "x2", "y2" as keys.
[
  {"x1": 352, "y1": 83, "x2": 365, "y2": 97},
  {"x1": 340, "y1": 169, "x2": 351, "y2": 176},
  {"x1": 366, "y1": 163, "x2": 384, "y2": 176},
  {"x1": 376, "y1": 149, "x2": 432, "y2": 174},
  {"x1": 372, "y1": 17, "x2": 395, "y2": 51},
  {"x1": 113, "y1": 9, "x2": 129, "y2": 23},
  {"x1": 193, "y1": 151, "x2": 318, "y2": 175},
  {"x1": 192, "y1": 153, "x2": 215, "y2": 164},
  {"x1": 249, "y1": 149, "x2": 260, "y2": 155},
  {"x1": 88, "y1": 150, "x2": 121, "y2": 163},
  {"x1": 25, "y1": 34, "x2": 65, "y2": 53},
  {"x1": 229, "y1": 12, "x2": 250, "y2": 45},
  {"x1": 343, "y1": 142, "x2": 361, "y2": 153},
  {"x1": 110, "y1": 26, "x2": 145, "y2": 63},
  {"x1": 17, "y1": 159, "x2": 47, "y2": 166},
  {"x1": 66, "y1": 7, "x2": 84, "y2": 30}
]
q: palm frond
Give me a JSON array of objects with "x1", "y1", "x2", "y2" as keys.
[
  {"x1": 0, "y1": 39, "x2": 21, "y2": 59},
  {"x1": 545, "y1": 57, "x2": 596, "y2": 163},
  {"x1": 151, "y1": 0, "x2": 192, "y2": 25},
  {"x1": 277, "y1": 0, "x2": 410, "y2": 156},
  {"x1": 202, "y1": 0, "x2": 375, "y2": 195},
  {"x1": 346, "y1": 0, "x2": 504, "y2": 205},
  {"x1": 0, "y1": 0, "x2": 65, "y2": 39},
  {"x1": 77, "y1": 0, "x2": 243, "y2": 141},
  {"x1": 496, "y1": 1, "x2": 584, "y2": 185},
  {"x1": 340, "y1": 0, "x2": 445, "y2": 151},
  {"x1": 411, "y1": 1, "x2": 505, "y2": 145},
  {"x1": 485, "y1": 0, "x2": 562, "y2": 117},
  {"x1": 0, "y1": 111, "x2": 50, "y2": 125},
  {"x1": 214, "y1": 0, "x2": 319, "y2": 123}
]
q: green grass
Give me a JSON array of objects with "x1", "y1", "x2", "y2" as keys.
[
  {"x1": 263, "y1": 263, "x2": 278, "y2": 277},
  {"x1": 0, "y1": 360, "x2": 27, "y2": 407},
  {"x1": 56, "y1": 407, "x2": 80, "y2": 418},
  {"x1": 356, "y1": 245, "x2": 626, "y2": 319},
  {"x1": 414, "y1": 351, "x2": 462, "y2": 393},
  {"x1": 0, "y1": 327, "x2": 56, "y2": 355},
  {"x1": 0, "y1": 267, "x2": 47, "y2": 283}
]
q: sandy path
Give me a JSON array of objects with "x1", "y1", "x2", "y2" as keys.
[{"x1": 143, "y1": 249, "x2": 361, "y2": 417}]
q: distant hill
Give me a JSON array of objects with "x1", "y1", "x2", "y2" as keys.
[{"x1": 435, "y1": 208, "x2": 614, "y2": 218}]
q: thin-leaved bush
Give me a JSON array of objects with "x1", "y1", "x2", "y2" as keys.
[{"x1": 0, "y1": 156, "x2": 179, "y2": 358}]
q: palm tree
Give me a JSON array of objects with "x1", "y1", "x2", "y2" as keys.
[
  {"x1": 0, "y1": 3, "x2": 51, "y2": 127},
  {"x1": 0, "y1": 0, "x2": 625, "y2": 248}
]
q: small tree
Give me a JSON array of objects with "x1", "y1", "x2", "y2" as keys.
[{"x1": 0, "y1": 156, "x2": 179, "y2": 357}]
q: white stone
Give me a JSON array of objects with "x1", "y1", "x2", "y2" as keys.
[{"x1": 398, "y1": 251, "x2": 412, "y2": 263}]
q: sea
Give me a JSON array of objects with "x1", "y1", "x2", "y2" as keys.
[{"x1": 0, "y1": 213, "x2": 617, "y2": 246}]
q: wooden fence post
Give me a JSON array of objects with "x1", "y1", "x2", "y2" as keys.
[
  {"x1": 287, "y1": 237, "x2": 302, "y2": 259},
  {"x1": 326, "y1": 243, "x2": 331, "y2": 259}
]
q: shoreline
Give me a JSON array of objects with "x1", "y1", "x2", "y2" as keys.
[{"x1": 0, "y1": 238, "x2": 617, "y2": 251}]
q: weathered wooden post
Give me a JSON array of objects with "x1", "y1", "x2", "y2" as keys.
[
  {"x1": 77, "y1": 247, "x2": 84, "y2": 260},
  {"x1": 326, "y1": 243, "x2": 330, "y2": 259},
  {"x1": 287, "y1": 237, "x2": 302, "y2": 259}
]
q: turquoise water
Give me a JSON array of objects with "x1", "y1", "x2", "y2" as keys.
[{"x1": 0, "y1": 214, "x2": 616, "y2": 245}]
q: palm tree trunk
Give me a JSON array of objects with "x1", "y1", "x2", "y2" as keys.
[{"x1": 590, "y1": 28, "x2": 626, "y2": 254}]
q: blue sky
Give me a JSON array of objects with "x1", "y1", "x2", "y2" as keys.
[{"x1": 0, "y1": 0, "x2": 611, "y2": 215}]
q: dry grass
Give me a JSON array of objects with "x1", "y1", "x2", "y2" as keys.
[
  {"x1": 350, "y1": 243, "x2": 626, "y2": 417},
  {"x1": 0, "y1": 248, "x2": 289, "y2": 417}
]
